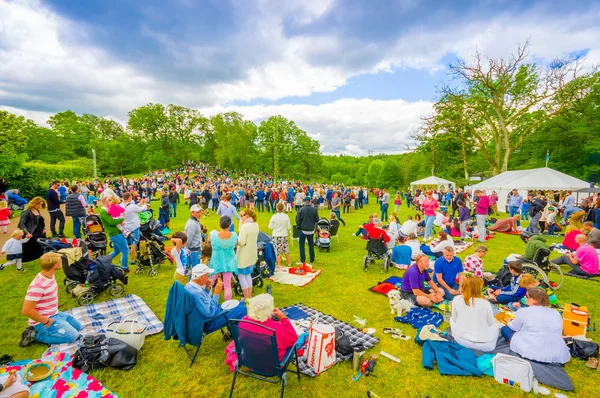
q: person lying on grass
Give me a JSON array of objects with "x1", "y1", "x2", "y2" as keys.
[
  {"x1": 20, "y1": 252, "x2": 83, "y2": 347},
  {"x1": 400, "y1": 253, "x2": 444, "y2": 307}
]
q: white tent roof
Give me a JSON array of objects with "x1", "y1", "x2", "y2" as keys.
[
  {"x1": 410, "y1": 176, "x2": 455, "y2": 186},
  {"x1": 472, "y1": 167, "x2": 589, "y2": 191}
]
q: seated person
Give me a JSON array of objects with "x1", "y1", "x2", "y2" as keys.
[
  {"x1": 240, "y1": 294, "x2": 298, "y2": 361},
  {"x1": 400, "y1": 254, "x2": 444, "y2": 307},
  {"x1": 405, "y1": 233, "x2": 422, "y2": 260},
  {"x1": 8, "y1": 190, "x2": 28, "y2": 206},
  {"x1": 450, "y1": 276, "x2": 499, "y2": 352},
  {"x1": 551, "y1": 234, "x2": 599, "y2": 276},
  {"x1": 329, "y1": 212, "x2": 340, "y2": 232},
  {"x1": 488, "y1": 215, "x2": 520, "y2": 233},
  {"x1": 582, "y1": 221, "x2": 600, "y2": 249},
  {"x1": 386, "y1": 214, "x2": 399, "y2": 249},
  {"x1": 354, "y1": 213, "x2": 376, "y2": 238},
  {"x1": 501, "y1": 289, "x2": 570, "y2": 364},
  {"x1": 422, "y1": 230, "x2": 454, "y2": 258},
  {"x1": 0, "y1": 371, "x2": 30, "y2": 398},
  {"x1": 463, "y1": 245, "x2": 494, "y2": 281},
  {"x1": 399, "y1": 215, "x2": 417, "y2": 237},
  {"x1": 367, "y1": 218, "x2": 390, "y2": 244},
  {"x1": 511, "y1": 274, "x2": 557, "y2": 309},
  {"x1": 390, "y1": 238, "x2": 412, "y2": 267},
  {"x1": 432, "y1": 246, "x2": 464, "y2": 301},
  {"x1": 522, "y1": 234, "x2": 548, "y2": 261},
  {"x1": 185, "y1": 247, "x2": 247, "y2": 332},
  {"x1": 487, "y1": 261, "x2": 526, "y2": 304},
  {"x1": 447, "y1": 219, "x2": 462, "y2": 238},
  {"x1": 21, "y1": 252, "x2": 83, "y2": 347},
  {"x1": 561, "y1": 225, "x2": 581, "y2": 251}
]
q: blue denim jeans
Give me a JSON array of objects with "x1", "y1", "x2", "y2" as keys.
[
  {"x1": 424, "y1": 215, "x2": 435, "y2": 239},
  {"x1": 33, "y1": 311, "x2": 82, "y2": 345},
  {"x1": 72, "y1": 216, "x2": 85, "y2": 239},
  {"x1": 169, "y1": 202, "x2": 177, "y2": 218},
  {"x1": 440, "y1": 283, "x2": 459, "y2": 301},
  {"x1": 501, "y1": 326, "x2": 515, "y2": 342},
  {"x1": 333, "y1": 209, "x2": 345, "y2": 226},
  {"x1": 206, "y1": 303, "x2": 247, "y2": 333},
  {"x1": 381, "y1": 203, "x2": 389, "y2": 222},
  {"x1": 190, "y1": 250, "x2": 201, "y2": 267},
  {"x1": 509, "y1": 206, "x2": 521, "y2": 227},
  {"x1": 109, "y1": 233, "x2": 130, "y2": 270}
]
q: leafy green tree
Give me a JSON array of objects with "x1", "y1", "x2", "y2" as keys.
[
  {"x1": 366, "y1": 160, "x2": 384, "y2": 187},
  {"x1": 377, "y1": 159, "x2": 402, "y2": 189},
  {"x1": 0, "y1": 110, "x2": 30, "y2": 178},
  {"x1": 211, "y1": 112, "x2": 257, "y2": 173}
]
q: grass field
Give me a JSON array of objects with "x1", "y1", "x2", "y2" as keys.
[{"x1": 1, "y1": 200, "x2": 598, "y2": 398}]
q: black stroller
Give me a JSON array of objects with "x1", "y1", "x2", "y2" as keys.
[
  {"x1": 315, "y1": 218, "x2": 331, "y2": 252},
  {"x1": 65, "y1": 255, "x2": 128, "y2": 306},
  {"x1": 232, "y1": 232, "x2": 272, "y2": 296},
  {"x1": 84, "y1": 214, "x2": 108, "y2": 259},
  {"x1": 363, "y1": 231, "x2": 391, "y2": 273},
  {"x1": 135, "y1": 211, "x2": 173, "y2": 276}
]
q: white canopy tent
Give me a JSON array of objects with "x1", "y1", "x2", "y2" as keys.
[
  {"x1": 471, "y1": 167, "x2": 590, "y2": 212},
  {"x1": 410, "y1": 176, "x2": 455, "y2": 191}
]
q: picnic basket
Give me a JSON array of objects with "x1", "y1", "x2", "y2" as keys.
[{"x1": 106, "y1": 308, "x2": 147, "y2": 350}]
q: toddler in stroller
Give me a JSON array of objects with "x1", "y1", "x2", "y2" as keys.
[
  {"x1": 315, "y1": 218, "x2": 332, "y2": 252},
  {"x1": 84, "y1": 214, "x2": 108, "y2": 258},
  {"x1": 135, "y1": 211, "x2": 173, "y2": 276},
  {"x1": 363, "y1": 219, "x2": 391, "y2": 273}
]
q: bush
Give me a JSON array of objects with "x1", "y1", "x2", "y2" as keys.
[{"x1": 10, "y1": 162, "x2": 87, "y2": 199}]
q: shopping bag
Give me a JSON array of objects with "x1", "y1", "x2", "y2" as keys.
[{"x1": 306, "y1": 323, "x2": 336, "y2": 374}]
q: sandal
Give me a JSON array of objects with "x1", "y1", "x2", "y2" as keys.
[
  {"x1": 585, "y1": 357, "x2": 599, "y2": 369},
  {"x1": 383, "y1": 328, "x2": 402, "y2": 335},
  {"x1": 391, "y1": 333, "x2": 412, "y2": 340}
]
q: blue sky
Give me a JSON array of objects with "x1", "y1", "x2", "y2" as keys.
[{"x1": 1, "y1": 0, "x2": 599, "y2": 154}]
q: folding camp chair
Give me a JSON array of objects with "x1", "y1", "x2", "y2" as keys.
[
  {"x1": 228, "y1": 319, "x2": 300, "y2": 398},
  {"x1": 182, "y1": 311, "x2": 230, "y2": 367},
  {"x1": 290, "y1": 225, "x2": 299, "y2": 248},
  {"x1": 330, "y1": 222, "x2": 340, "y2": 244}
]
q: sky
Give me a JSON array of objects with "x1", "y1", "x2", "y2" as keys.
[{"x1": 1, "y1": 0, "x2": 599, "y2": 155}]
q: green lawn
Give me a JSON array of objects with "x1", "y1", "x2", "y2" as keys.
[{"x1": 1, "y1": 200, "x2": 598, "y2": 398}]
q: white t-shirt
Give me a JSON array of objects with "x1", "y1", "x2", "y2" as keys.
[
  {"x1": 450, "y1": 296, "x2": 499, "y2": 347},
  {"x1": 405, "y1": 240, "x2": 422, "y2": 259},
  {"x1": 268, "y1": 212, "x2": 292, "y2": 237},
  {"x1": 400, "y1": 220, "x2": 417, "y2": 236},
  {"x1": 120, "y1": 202, "x2": 147, "y2": 232}
]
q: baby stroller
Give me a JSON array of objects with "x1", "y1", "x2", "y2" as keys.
[
  {"x1": 135, "y1": 211, "x2": 173, "y2": 276},
  {"x1": 315, "y1": 218, "x2": 331, "y2": 252},
  {"x1": 232, "y1": 232, "x2": 273, "y2": 296},
  {"x1": 38, "y1": 237, "x2": 75, "y2": 253},
  {"x1": 84, "y1": 214, "x2": 108, "y2": 259},
  {"x1": 363, "y1": 231, "x2": 391, "y2": 273},
  {"x1": 7, "y1": 196, "x2": 26, "y2": 211}
]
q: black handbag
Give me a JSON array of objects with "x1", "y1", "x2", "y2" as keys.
[
  {"x1": 565, "y1": 337, "x2": 599, "y2": 359},
  {"x1": 73, "y1": 334, "x2": 138, "y2": 372},
  {"x1": 334, "y1": 327, "x2": 354, "y2": 356}
]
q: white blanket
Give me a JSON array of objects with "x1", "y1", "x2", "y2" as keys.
[{"x1": 267, "y1": 267, "x2": 322, "y2": 286}]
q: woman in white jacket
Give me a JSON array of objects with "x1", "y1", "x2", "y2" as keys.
[
  {"x1": 268, "y1": 203, "x2": 292, "y2": 267},
  {"x1": 450, "y1": 276, "x2": 499, "y2": 352},
  {"x1": 237, "y1": 209, "x2": 259, "y2": 299}
]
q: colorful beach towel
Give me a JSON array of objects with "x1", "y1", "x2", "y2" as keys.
[
  {"x1": 1, "y1": 351, "x2": 118, "y2": 398},
  {"x1": 280, "y1": 304, "x2": 379, "y2": 377},
  {"x1": 369, "y1": 276, "x2": 403, "y2": 296},
  {"x1": 47, "y1": 294, "x2": 163, "y2": 355},
  {"x1": 267, "y1": 266, "x2": 321, "y2": 286}
]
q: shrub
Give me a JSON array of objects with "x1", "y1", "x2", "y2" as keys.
[{"x1": 11, "y1": 162, "x2": 87, "y2": 199}]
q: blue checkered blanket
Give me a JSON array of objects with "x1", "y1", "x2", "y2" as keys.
[{"x1": 46, "y1": 294, "x2": 163, "y2": 355}]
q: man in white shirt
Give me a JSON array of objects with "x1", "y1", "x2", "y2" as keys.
[
  {"x1": 400, "y1": 215, "x2": 417, "y2": 237},
  {"x1": 121, "y1": 192, "x2": 149, "y2": 263}
]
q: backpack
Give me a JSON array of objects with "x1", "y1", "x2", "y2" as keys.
[
  {"x1": 73, "y1": 334, "x2": 138, "y2": 372},
  {"x1": 494, "y1": 263, "x2": 513, "y2": 288},
  {"x1": 492, "y1": 353, "x2": 538, "y2": 393}
]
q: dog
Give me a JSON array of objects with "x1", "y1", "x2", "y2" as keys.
[{"x1": 387, "y1": 289, "x2": 415, "y2": 317}]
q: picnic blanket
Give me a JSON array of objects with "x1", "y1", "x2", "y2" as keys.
[
  {"x1": 47, "y1": 294, "x2": 163, "y2": 355},
  {"x1": 267, "y1": 266, "x2": 321, "y2": 286},
  {"x1": 395, "y1": 307, "x2": 443, "y2": 329},
  {"x1": 1, "y1": 351, "x2": 118, "y2": 397},
  {"x1": 428, "y1": 239, "x2": 473, "y2": 254},
  {"x1": 280, "y1": 303, "x2": 379, "y2": 377},
  {"x1": 369, "y1": 276, "x2": 403, "y2": 296}
]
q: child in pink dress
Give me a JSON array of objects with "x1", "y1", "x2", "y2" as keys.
[
  {"x1": 0, "y1": 200, "x2": 10, "y2": 234},
  {"x1": 106, "y1": 196, "x2": 129, "y2": 237}
]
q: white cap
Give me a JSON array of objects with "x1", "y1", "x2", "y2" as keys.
[
  {"x1": 190, "y1": 204, "x2": 202, "y2": 212},
  {"x1": 191, "y1": 264, "x2": 214, "y2": 279}
]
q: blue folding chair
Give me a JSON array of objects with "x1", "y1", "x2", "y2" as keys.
[{"x1": 228, "y1": 319, "x2": 300, "y2": 398}]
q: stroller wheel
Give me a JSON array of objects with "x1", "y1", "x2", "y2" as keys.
[
  {"x1": 65, "y1": 281, "x2": 78, "y2": 294},
  {"x1": 234, "y1": 283, "x2": 243, "y2": 297},
  {"x1": 135, "y1": 267, "x2": 145, "y2": 275},
  {"x1": 148, "y1": 268, "x2": 158, "y2": 277},
  {"x1": 77, "y1": 292, "x2": 95, "y2": 306},
  {"x1": 363, "y1": 255, "x2": 369, "y2": 272},
  {"x1": 383, "y1": 257, "x2": 390, "y2": 273},
  {"x1": 255, "y1": 276, "x2": 264, "y2": 288},
  {"x1": 110, "y1": 283, "x2": 125, "y2": 296}
]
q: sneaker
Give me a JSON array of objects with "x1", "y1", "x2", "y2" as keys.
[
  {"x1": 0, "y1": 265, "x2": 4, "y2": 271},
  {"x1": 57, "y1": 234, "x2": 66, "y2": 239},
  {"x1": 20, "y1": 327, "x2": 36, "y2": 348},
  {"x1": 17, "y1": 268, "x2": 25, "y2": 272}
]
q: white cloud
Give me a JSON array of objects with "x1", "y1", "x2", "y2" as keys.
[
  {"x1": 203, "y1": 98, "x2": 433, "y2": 155},
  {"x1": 0, "y1": 105, "x2": 52, "y2": 126}
]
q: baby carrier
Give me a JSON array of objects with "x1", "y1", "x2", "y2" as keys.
[
  {"x1": 315, "y1": 218, "x2": 332, "y2": 252},
  {"x1": 84, "y1": 214, "x2": 108, "y2": 258},
  {"x1": 136, "y1": 211, "x2": 173, "y2": 276}
]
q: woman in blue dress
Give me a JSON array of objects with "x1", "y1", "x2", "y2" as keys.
[{"x1": 209, "y1": 216, "x2": 238, "y2": 300}]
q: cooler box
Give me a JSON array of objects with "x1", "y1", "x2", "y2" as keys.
[{"x1": 563, "y1": 303, "x2": 589, "y2": 337}]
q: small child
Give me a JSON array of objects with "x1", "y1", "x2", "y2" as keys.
[
  {"x1": 171, "y1": 231, "x2": 192, "y2": 284},
  {"x1": 521, "y1": 200, "x2": 530, "y2": 221},
  {"x1": 511, "y1": 275, "x2": 558, "y2": 309},
  {"x1": 546, "y1": 207, "x2": 561, "y2": 236},
  {"x1": 0, "y1": 229, "x2": 30, "y2": 271},
  {"x1": 106, "y1": 196, "x2": 129, "y2": 237},
  {"x1": 487, "y1": 262, "x2": 526, "y2": 304},
  {"x1": 0, "y1": 200, "x2": 11, "y2": 234},
  {"x1": 87, "y1": 194, "x2": 98, "y2": 210}
]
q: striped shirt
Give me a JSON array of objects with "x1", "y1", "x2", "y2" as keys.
[{"x1": 25, "y1": 273, "x2": 59, "y2": 326}]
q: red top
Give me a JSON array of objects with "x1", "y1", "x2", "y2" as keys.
[
  {"x1": 368, "y1": 226, "x2": 390, "y2": 243},
  {"x1": 563, "y1": 230, "x2": 582, "y2": 251}
]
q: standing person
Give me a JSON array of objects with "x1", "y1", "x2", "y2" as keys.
[
  {"x1": 171, "y1": 232, "x2": 192, "y2": 285},
  {"x1": 489, "y1": 191, "x2": 499, "y2": 215},
  {"x1": 422, "y1": 190, "x2": 440, "y2": 242},
  {"x1": 217, "y1": 194, "x2": 240, "y2": 232},
  {"x1": 121, "y1": 192, "x2": 148, "y2": 265},
  {"x1": 99, "y1": 198, "x2": 129, "y2": 273},
  {"x1": 0, "y1": 229, "x2": 29, "y2": 272},
  {"x1": 331, "y1": 192, "x2": 346, "y2": 227},
  {"x1": 475, "y1": 190, "x2": 489, "y2": 243},
  {"x1": 381, "y1": 189, "x2": 390, "y2": 222},
  {"x1": 185, "y1": 205, "x2": 204, "y2": 267},
  {"x1": 296, "y1": 197, "x2": 319, "y2": 264},
  {"x1": 452, "y1": 188, "x2": 465, "y2": 219},
  {"x1": 168, "y1": 187, "x2": 180, "y2": 219},
  {"x1": 527, "y1": 191, "x2": 547, "y2": 236},
  {"x1": 394, "y1": 191, "x2": 402, "y2": 215},
  {"x1": 46, "y1": 181, "x2": 65, "y2": 238},
  {"x1": 357, "y1": 187, "x2": 364, "y2": 209},
  {"x1": 268, "y1": 203, "x2": 292, "y2": 267},
  {"x1": 57, "y1": 182, "x2": 68, "y2": 204},
  {"x1": 406, "y1": 191, "x2": 413, "y2": 209},
  {"x1": 18, "y1": 198, "x2": 47, "y2": 263},
  {"x1": 209, "y1": 216, "x2": 238, "y2": 301},
  {"x1": 237, "y1": 209, "x2": 259, "y2": 299},
  {"x1": 20, "y1": 252, "x2": 83, "y2": 347},
  {"x1": 159, "y1": 189, "x2": 170, "y2": 229},
  {"x1": 508, "y1": 189, "x2": 523, "y2": 226},
  {"x1": 457, "y1": 201, "x2": 471, "y2": 239},
  {"x1": 64, "y1": 185, "x2": 87, "y2": 239}
]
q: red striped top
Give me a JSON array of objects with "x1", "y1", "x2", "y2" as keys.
[{"x1": 25, "y1": 273, "x2": 59, "y2": 326}]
